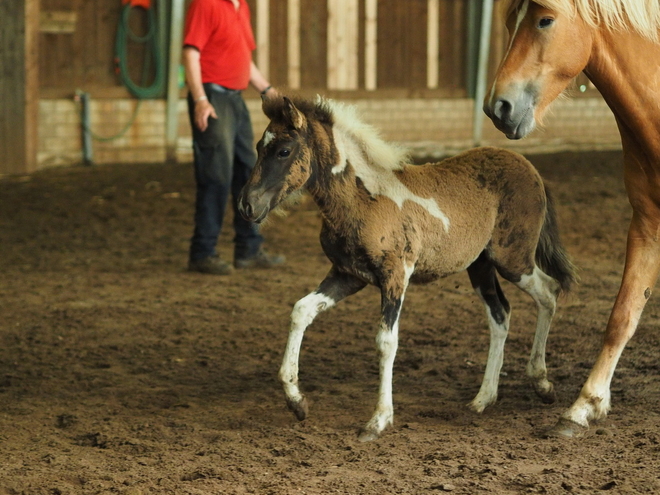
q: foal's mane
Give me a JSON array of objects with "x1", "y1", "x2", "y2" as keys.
[
  {"x1": 322, "y1": 97, "x2": 410, "y2": 171},
  {"x1": 503, "y1": 0, "x2": 660, "y2": 41},
  {"x1": 264, "y1": 95, "x2": 409, "y2": 172}
]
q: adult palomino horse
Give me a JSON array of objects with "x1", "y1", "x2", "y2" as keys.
[
  {"x1": 484, "y1": 0, "x2": 660, "y2": 437},
  {"x1": 239, "y1": 95, "x2": 576, "y2": 441}
]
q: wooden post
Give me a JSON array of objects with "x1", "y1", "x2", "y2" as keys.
[
  {"x1": 364, "y1": 0, "x2": 377, "y2": 90},
  {"x1": 287, "y1": 0, "x2": 301, "y2": 89},
  {"x1": 0, "y1": 0, "x2": 39, "y2": 175},
  {"x1": 473, "y1": 0, "x2": 493, "y2": 146},
  {"x1": 426, "y1": 0, "x2": 439, "y2": 89},
  {"x1": 256, "y1": 0, "x2": 270, "y2": 79},
  {"x1": 327, "y1": 0, "x2": 359, "y2": 90},
  {"x1": 165, "y1": 0, "x2": 185, "y2": 164}
]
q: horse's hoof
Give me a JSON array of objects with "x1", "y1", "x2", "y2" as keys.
[
  {"x1": 357, "y1": 426, "x2": 380, "y2": 442},
  {"x1": 286, "y1": 396, "x2": 309, "y2": 421},
  {"x1": 535, "y1": 384, "x2": 557, "y2": 405},
  {"x1": 467, "y1": 395, "x2": 495, "y2": 414},
  {"x1": 542, "y1": 417, "x2": 588, "y2": 439},
  {"x1": 467, "y1": 401, "x2": 486, "y2": 414}
]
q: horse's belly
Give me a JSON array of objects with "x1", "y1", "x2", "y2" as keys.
[{"x1": 414, "y1": 231, "x2": 487, "y2": 279}]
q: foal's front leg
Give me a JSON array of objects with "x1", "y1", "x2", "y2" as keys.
[
  {"x1": 279, "y1": 268, "x2": 366, "y2": 421},
  {"x1": 358, "y1": 263, "x2": 414, "y2": 442}
]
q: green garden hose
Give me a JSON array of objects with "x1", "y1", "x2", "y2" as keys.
[{"x1": 115, "y1": 4, "x2": 165, "y2": 99}]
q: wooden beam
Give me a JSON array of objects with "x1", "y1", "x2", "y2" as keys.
[
  {"x1": 40, "y1": 11, "x2": 78, "y2": 34},
  {"x1": 287, "y1": 0, "x2": 301, "y2": 89},
  {"x1": 256, "y1": 0, "x2": 270, "y2": 78},
  {"x1": 364, "y1": 0, "x2": 377, "y2": 90},
  {"x1": 0, "y1": 0, "x2": 39, "y2": 174},
  {"x1": 427, "y1": 0, "x2": 439, "y2": 89},
  {"x1": 327, "y1": 0, "x2": 359, "y2": 90},
  {"x1": 165, "y1": 0, "x2": 185, "y2": 163}
]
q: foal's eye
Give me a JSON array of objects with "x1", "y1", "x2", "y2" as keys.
[
  {"x1": 538, "y1": 17, "x2": 554, "y2": 28},
  {"x1": 277, "y1": 148, "x2": 291, "y2": 158}
]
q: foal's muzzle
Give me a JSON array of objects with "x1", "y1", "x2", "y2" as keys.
[
  {"x1": 238, "y1": 187, "x2": 275, "y2": 224},
  {"x1": 484, "y1": 85, "x2": 537, "y2": 140}
]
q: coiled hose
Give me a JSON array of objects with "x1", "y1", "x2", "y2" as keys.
[{"x1": 114, "y1": 3, "x2": 164, "y2": 99}]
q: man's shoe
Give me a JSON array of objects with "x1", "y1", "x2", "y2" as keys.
[
  {"x1": 188, "y1": 255, "x2": 234, "y2": 275},
  {"x1": 234, "y1": 249, "x2": 285, "y2": 269}
]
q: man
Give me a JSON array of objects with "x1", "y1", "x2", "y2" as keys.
[{"x1": 183, "y1": 0, "x2": 284, "y2": 275}]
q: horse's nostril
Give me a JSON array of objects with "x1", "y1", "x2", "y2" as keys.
[
  {"x1": 493, "y1": 98, "x2": 513, "y2": 121},
  {"x1": 244, "y1": 202, "x2": 253, "y2": 219}
]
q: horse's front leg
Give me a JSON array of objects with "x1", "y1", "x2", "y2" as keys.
[
  {"x1": 553, "y1": 209, "x2": 660, "y2": 437},
  {"x1": 280, "y1": 268, "x2": 366, "y2": 421},
  {"x1": 358, "y1": 262, "x2": 414, "y2": 442}
]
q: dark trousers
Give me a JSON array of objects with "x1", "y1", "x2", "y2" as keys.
[{"x1": 187, "y1": 84, "x2": 263, "y2": 262}]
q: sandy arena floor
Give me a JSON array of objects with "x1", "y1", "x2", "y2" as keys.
[{"x1": 0, "y1": 149, "x2": 659, "y2": 494}]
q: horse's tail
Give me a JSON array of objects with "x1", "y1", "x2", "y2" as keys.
[{"x1": 535, "y1": 184, "x2": 578, "y2": 293}]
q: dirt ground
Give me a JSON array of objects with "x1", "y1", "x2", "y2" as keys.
[{"x1": 1, "y1": 148, "x2": 659, "y2": 495}]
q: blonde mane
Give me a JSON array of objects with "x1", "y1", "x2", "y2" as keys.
[
  {"x1": 320, "y1": 96, "x2": 410, "y2": 172},
  {"x1": 504, "y1": 0, "x2": 660, "y2": 41}
]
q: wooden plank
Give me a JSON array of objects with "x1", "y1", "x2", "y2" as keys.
[
  {"x1": 327, "y1": 0, "x2": 359, "y2": 90},
  {"x1": 40, "y1": 11, "x2": 77, "y2": 33},
  {"x1": 364, "y1": 0, "x2": 377, "y2": 90},
  {"x1": 426, "y1": 0, "x2": 439, "y2": 89},
  {"x1": 0, "y1": 0, "x2": 40, "y2": 174},
  {"x1": 435, "y1": 0, "x2": 467, "y2": 92},
  {"x1": 287, "y1": 0, "x2": 301, "y2": 88},
  {"x1": 269, "y1": 0, "x2": 289, "y2": 87},
  {"x1": 377, "y1": 0, "x2": 427, "y2": 88},
  {"x1": 255, "y1": 0, "x2": 270, "y2": 78},
  {"x1": 300, "y1": 0, "x2": 327, "y2": 88}
]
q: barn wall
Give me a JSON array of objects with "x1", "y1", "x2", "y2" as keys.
[
  {"x1": 37, "y1": 94, "x2": 621, "y2": 169},
  {"x1": 25, "y1": 0, "x2": 622, "y2": 174}
]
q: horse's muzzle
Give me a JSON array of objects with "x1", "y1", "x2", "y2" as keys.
[{"x1": 484, "y1": 85, "x2": 537, "y2": 140}]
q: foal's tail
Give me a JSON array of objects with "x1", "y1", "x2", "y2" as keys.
[{"x1": 535, "y1": 185, "x2": 578, "y2": 293}]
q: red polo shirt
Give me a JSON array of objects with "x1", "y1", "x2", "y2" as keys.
[{"x1": 183, "y1": 0, "x2": 256, "y2": 90}]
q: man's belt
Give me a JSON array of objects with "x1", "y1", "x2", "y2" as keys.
[{"x1": 207, "y1": 83, "x2": 242, "y2": 94}]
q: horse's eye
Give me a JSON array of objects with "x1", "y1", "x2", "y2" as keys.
[
  {"x1": 277, "y1": 148, "x2": 291, "y2": 158},
  {"x1": 538, "y1": 17, "x2": 554, "y2": 28}
]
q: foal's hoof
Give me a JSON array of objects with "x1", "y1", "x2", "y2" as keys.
[
  {"x1": 543, "y1": 417, "x2": 588, "y2": 439},
  {"x1": 285, "y1": 396, "x2": 309, "y2": 421},
  {"x1": 357, "y1": 426, "x2": 381, "y2": 443},
  {"x1": 534, "y1": 382, "x2": 557, "y2": 405}
]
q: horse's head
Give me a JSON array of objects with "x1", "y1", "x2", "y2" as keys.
[
  {"x1": 484, "y1": 0, "x2": 593, "y2": 139},
  {"x1": 239, "y1": 96, "x2": 313, "y2": 224}
]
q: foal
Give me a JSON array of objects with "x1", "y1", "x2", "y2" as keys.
[{"x1": 239, "y1": 96, "x2": 577, "y2": 441}]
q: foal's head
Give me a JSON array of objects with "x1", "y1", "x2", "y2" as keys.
[{"x1": 239, "y1": 96, "x2": 329, "y2": 224}]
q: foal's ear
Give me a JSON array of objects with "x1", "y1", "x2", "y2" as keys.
[
  {"x1": 262, "y1": 94, "x2": 277, "y2": 120},
  {"x1": 283, "y1": 97, "x2": 306, "y2": 130}
]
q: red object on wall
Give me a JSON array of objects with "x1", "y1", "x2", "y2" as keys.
[{"x1": 122, "y1": 0, "x2": 151, "y2": 8}]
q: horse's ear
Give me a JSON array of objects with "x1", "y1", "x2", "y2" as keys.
[{"x1": 283, "y1": 97, "x2": 306, "y2": 130}]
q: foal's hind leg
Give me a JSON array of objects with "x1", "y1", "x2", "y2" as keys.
[
  {"x1": 513, "y1": 266, "x2": 560, "y2": 404},
  {"x1": 280, "y1": 268, "x2": 366, "y2": 421},
  {"x1": 467, "y1": 253, "x2": 512, "y2": 413}
]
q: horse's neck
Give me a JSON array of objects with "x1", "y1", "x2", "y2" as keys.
[
  {"x1": 586, "y1": 29, "x2": 660, "y2": 156},
  {"x1": 307, "y1": 129, "x2": 366, "y2": 229}
]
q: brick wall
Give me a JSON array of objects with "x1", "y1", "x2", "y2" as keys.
[{"x1": 36, "y1": 95, "x2": 622, "y2": 171}]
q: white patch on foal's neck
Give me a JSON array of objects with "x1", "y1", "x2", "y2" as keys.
[
  {"x1": 263, "y1": 130, "x2": 276, "y2": 147},
  {"x1": 331, "y1": 125, "x2": 450, "y2": 231}
]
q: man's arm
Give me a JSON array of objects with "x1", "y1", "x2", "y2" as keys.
[
  {"x1": 249, "y1": 61, "x2": 276, "y2": 97},
  {"x1": 183, "y1": 46, "x2": 217, "y2": 131}
]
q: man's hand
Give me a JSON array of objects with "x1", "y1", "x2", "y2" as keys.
[{"x1": 194, "y1": 99, "x2": 217, "y2": 132}]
